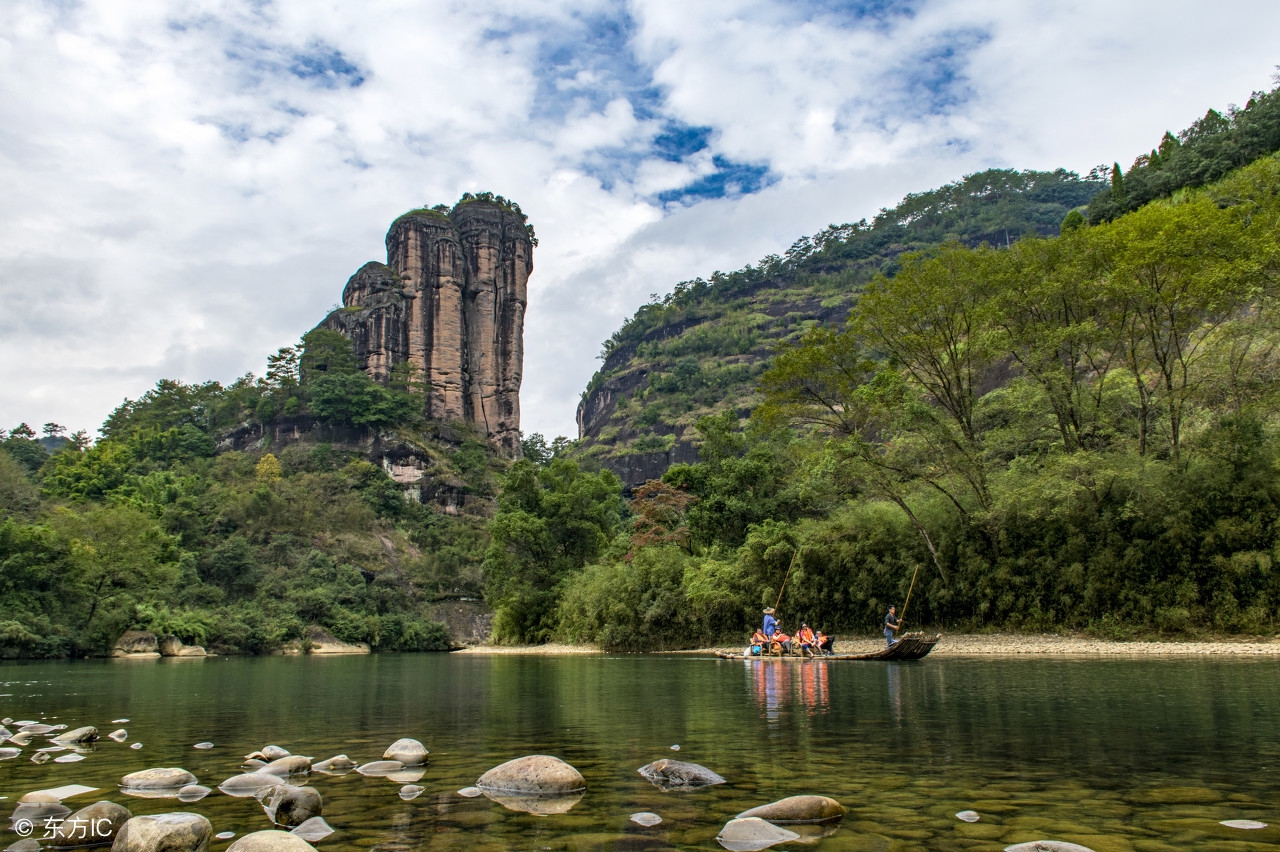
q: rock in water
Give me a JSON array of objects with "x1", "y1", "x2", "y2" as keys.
[
  {"x1": 631, "y1": 812, "x2": 663, "y2": 827},
  {"x1": 215, "y1": 832, "x2": 236, "y2": 840},
  {"x1": 226, "y1": 830, "x2": 319, "y2": 851},
  {"x1": 44, "y1": 800, "x2": 131, "y2": 848},
  {"x1": 219, "y1": 773, "x2": 283, "y2": 797},
  {"x1": 356, "y1": 760, "x2": 403, "y2": 777},
  {"x1": 956, "y1": 810, "x2": 981, "y2": 822},
  {"x1": 736, "y1": 795, "x2": 846, "y2": 824},
  {"x1": 11, "y1": 802, "x2": 72, "y2": 826},
  {"x1": 52, "y1": 754, "x2": 84, "y2": 763},
  {"x1": 479, "y1": 789, "x2": 584, "y2": 815},
  {"x1": 110, "y1": 812, "x2": 212, "y2": 852},
  {"x1": 30, "y1": 752, "x2": 48, "y2": 764},
  {"x1": 130, "y1": 742, "x2": 143, "y2": 750},
  {"x1": 383, "y1": 738, "x2": 429, "y2": 766},
  {"x1": 193, "y1": 742, "x2": 214, "y2": 750},
  {"x1": 108, "y1": 729, "x2": 128, "y2": 742},
  {"x1": 303, "y1": 627, "x2": 370, "y2": 655},
  {"x1": 311, "y1": 755, "x2": 356, "y2": 774},
  {"x1": 289, "y1": 817, "x2": 334, "y2": 842},
  {"x1": 51, "y1": 726, "x2": 97, "y2": 744},
  {"x1": 476, "y1": 755, "x2": 586, "y2": 795},
  {"x1": 261, "y1": 784, "x2": 323, "y2": 827},
  {"x1": 0, "y1": 747, "x2": 20, "y2": 760},
  {"x1": 243, "y1": 759, "x2": 267, "y2": 771},
  {"x1": 386, "y1": 769, "x2": 425, "y2": 784},
  {"x1": 399, "y1": 785, "x2": 424, "y2": 801},
  {"x1": 717, "y1": 817, "x2": 801, "y2": 851},
  {"x1": 1005, "y1": 843, "x2": 1098, "y2": 852},
  {"x1": 1221, "y1": 820, "x2": 1268, "y2": 829},
  {"x1": 261, "y1": 756, "x2": 311, "y2": 777},
  {"x1": 638, "y1": 759, "x2": 726, "y2": 791},
  {"x1": 456, "y1": 787, "x2": 482, "y2": 798},
  {"x1": 261, "y1": 746, "x2": 290, "y2": 761},
  {"x1": 119, "y1": 768, "x2": 197, "y2": 790},
  {"x1": 177, "y1": 785, "x2": 212, "y2": 802},
  {"x1": 17, "y1": 724, "x2": 55, "y2": 735}
]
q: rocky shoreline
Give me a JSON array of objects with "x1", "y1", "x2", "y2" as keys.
[{"x1": 455, "y1": 633, "x2": 1280, "y2": 656}]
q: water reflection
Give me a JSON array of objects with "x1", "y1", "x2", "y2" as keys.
[{"x1": 746, "y1": 659, "x2": 829, "y2": 721}]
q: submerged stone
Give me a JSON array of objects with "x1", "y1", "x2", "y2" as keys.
[
  {"x1": 311, "y1": 755, "x2": 356, "y2": 774},
  {"x1": 107, "y1": 729, "x2": 128, "y2": 742},
  {"x1": 716, "y1": 817, "x2": 801, "y2": 851},
  {"x1": 261, "y1": 745, "x2": 291, "y2": 760},
  {"x1": 193, "y1": 742, "x2": 214, "y2": 750},
  {"x1": 219, "y1": 773, "x2": 284, "y2": 797},
  {"x1": 1221, "y1": 819, "x2": 1268, "y2": 829},
  {"x1": 456, "y1": 787, "x2": 482, "y2": 798},
  {"x1": 956, "y1": 810, "x2": 981, "y2": 822},
  {"x1": 215, "y1": 832, "x2": 236, "y2": 840},
  {"x1": 737, "y1": 795, "x2": 844, "y2": 824},
  {"x1": 0, "y1": 748, "x2": 19, "y2": 760},
  {"x1": 119, "y1": 768, "x2": 197, "y2": 790},
  {"x1": 290, "y1": 817, "x2": 334, "y2": 842},
  {"x1": 226, "y1": 829, "x2": 319, "y2": 851},
  {"x1": 638, "y1": 759, "x2": 725, "y2": 791},
  {"x1": 177, "y1": 784, "x2": 212, "y2": 803},
  {"x1": 479, "y1": 788, "x2": 584, "y2": 815},
  {"x1": 356, "y1": 760, "x2": 403, "y2": 777},
  {"x1": 130, "y1": 743, "x2": 143, "y2": 750},
  {"x1": 398, "y1": 785, "x2": 424, "y2": 801},
  {"x1": 52, "y1": 754, "x2": 84, "y2": 763},
  {"x1": 1005, "y1": 843, "x2": 1098, "y2": 852},
  {"x1": 386, "y1": 769, "x2": 425, "y2": 784},
  {"x1": 262, "y1": 756, "x2": 311, "y2": 777},
  {"x1": 631, "y1": 812, "x2": 662, "y2": 827}
]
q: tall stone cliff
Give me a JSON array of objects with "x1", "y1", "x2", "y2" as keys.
[{"x1": 318, "y1": 199, "x2": 532, "y2": 455}]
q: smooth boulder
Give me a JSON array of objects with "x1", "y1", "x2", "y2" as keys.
[
  {"x1": 717, "y1": 817, "x2": 801, "y2": 852},
  {"x1": 382, "y1": 738, "x2": 429, "y2": 766},
  {"x1": 261, "y1": 746, "x2": 290, "y2": 761},
  {"x1": 476, "y1": 755, "x2": 586, "y2": 795},
  {"x1": 46, "y1": 800, "x2": 131, "y2": 848},
  {"x1": 638, "y1": 758, "x2": 725, "y2": 791},
  {"x1": 219, "y1": 773, "x2": 283, "y2": 797},
  {"x1": 52, "y1": 726, "x2": 99, "y2": 744},
  {"x1": 310, "y1": 755, "x2": 355, "y2": 774},
  {"x1": 226, "y1": 831, "x2": 318, "y2": 852},
  {"x1": 111, "y1": 812, "x2": 212, "y2": 852},
  {"x1": 261, "y1": 785, "x2": 323, "y2": 828},
  {"x1": 158, "y1": 634, "x2": 207, "y2": 657},
  {"x1": 261, "y1": 756, "x2": 311, "y2": 777},
  {"x1": 355, "y1": 760, "x2": 402, "y2": 777},
  {"x1": 119, "y1": 768, "x2": 196, "y2": 790},
  {"x1": 736, "y1": 795, "x2": 846, "y2": 824},
  {"x1": 305, "y1": 627, "x2": 369, "y2": 655}
]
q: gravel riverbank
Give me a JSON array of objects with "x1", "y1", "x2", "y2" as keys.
[{"x1": 454, "y1": 634, "x2": 1280, "y2": 656}]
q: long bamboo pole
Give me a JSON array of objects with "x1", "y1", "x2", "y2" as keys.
[
  {"x1": 774, "y1": 550, "x2": 801, "y2": 612},
  {"x1": 898, "y1": 562, "x2": 921, "y2": 631}
]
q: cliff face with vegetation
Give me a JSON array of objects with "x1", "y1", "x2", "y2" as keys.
[
  {"x1": 575, "y1": 168, "x2": 1103, "y2": 488},
  {"x1": 321, "y1": 197, "x2": 533, "y2": 456}
]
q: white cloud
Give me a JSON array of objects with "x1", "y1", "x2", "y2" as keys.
[{"x1": 1, "y1": 0, "x2": 1279, "y2": 443}]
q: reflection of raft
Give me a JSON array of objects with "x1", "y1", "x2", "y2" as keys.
[{"x1": 715, "y1": 632, "x2": 941, "y2": 662}]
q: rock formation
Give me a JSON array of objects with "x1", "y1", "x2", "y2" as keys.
[{"x1": 319, "y1": 198, "x2": 533, "y2": 456}]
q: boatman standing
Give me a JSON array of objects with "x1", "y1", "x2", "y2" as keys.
[
  {"x1": 883, "y1": 605, "x2": 901, "y2": 647},
  {"x1": 762, "y1": 607, "x2": 778, "y2": 639}
]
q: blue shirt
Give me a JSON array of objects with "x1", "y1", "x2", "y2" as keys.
[
  {"x1": 763, "y1": 613, "x2": 777, "y2": 637},
  {"x1": 884, "y1": 612, "x2": 899, "y2": 632}
]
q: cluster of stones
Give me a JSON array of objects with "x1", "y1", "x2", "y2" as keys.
[
  {"x1": 317, "y1": 200, "x2": 532, "y2": 456},
  {"x1": 111, "y1": 630, "x2": 207, "y2": 658},
  {"x1": 3, "y1": 722, "x2": 1134, "y2": 852}
]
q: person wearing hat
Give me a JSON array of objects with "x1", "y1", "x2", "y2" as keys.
[
  {"x1": 762, "y1": 607, "x2": 778, "y2": 639},
  {"x1": 884, "y1": 605, "x2": 901, "y2": 647}
]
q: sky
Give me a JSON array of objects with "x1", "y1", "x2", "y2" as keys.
[{"x1": 1, "y1": 0, "x2": 1278, "y2": 442}]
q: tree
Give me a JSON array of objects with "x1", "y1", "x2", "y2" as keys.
[
  {"x1": 42, "y1": 423, "x2": 65, "y2": 439},
  {"x1": 483, "y1": 458, "x2": 623, "y2": 643},
  {"x1": 255, "y1": 453, "x2": 282, "y2": 484},
  {"x1": 300, "y1": 329, "x2": 359, "y2": 382}
]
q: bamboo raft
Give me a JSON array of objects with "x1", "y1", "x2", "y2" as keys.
[{"x1": 715, "y1": 632, "x2": 941, "y2": 662}]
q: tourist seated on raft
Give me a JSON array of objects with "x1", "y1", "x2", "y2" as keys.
[
  {"x1": 816, "y1": 630, "x2": 834, "y2": 656},
  {"x1": 749, "y1": 628, "x2": 769, "y2": 656},
  {"x1": 796, "y1": 623, "x2": 818, "y2": 657},
  {"x1": 770, "y1": 621, "x2": 794, "y2": 655}
]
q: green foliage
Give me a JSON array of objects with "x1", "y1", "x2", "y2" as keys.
[{"x1": 483, "y1": 458, "x2": 624, "y2": 643}]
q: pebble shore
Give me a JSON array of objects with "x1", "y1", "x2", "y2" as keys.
[{"x1": 455, "y1": 634, "x2": 1280, "y2": 656}]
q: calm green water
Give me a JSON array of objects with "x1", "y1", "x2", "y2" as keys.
[{"x1": 3, "y1": 654, "x2": 1280, "y2": 851}]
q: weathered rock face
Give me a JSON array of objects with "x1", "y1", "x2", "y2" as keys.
[
  {"x1": 112, "y1": 631, "x2": 159, "y2": 657},
  {"x1": 319, "y1": 200, "x2": 532, "y2": 456}
]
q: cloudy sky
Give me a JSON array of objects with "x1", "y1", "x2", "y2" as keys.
[{"x1": 2, "y1": 0, "x2": 1278, "y2": 441}]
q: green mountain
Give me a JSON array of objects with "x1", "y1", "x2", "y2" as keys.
[{"x1": 575, "y1": 168, "x2": 1104, "y2": 487}]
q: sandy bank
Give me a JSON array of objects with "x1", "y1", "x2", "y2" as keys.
[{"x1": 454, "y1": 633, "x2": 1280, "y2": 657}]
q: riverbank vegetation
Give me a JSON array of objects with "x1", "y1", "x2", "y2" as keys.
[{"x1": 0, "y1": 332, "x2": 498, "y2": 658}]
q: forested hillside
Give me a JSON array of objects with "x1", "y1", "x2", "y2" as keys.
[
  {"x1": 0, "y1": 329, "x2": 501, "y2": 658},
  {"x1": 576, "y1": 168, "x2": 1103, "y2": 486}
]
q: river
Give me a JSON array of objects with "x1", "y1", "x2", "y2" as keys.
[{"x1": 2, "y1": 654, "x2": 1279, "y2": 850}]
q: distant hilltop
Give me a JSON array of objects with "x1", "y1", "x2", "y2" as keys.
[{"x1": 317, "y1": 195, "x2": 534, "y2": 456}]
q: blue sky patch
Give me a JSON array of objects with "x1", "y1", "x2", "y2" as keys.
[
  {"x1": 287, "y1": 42, "x2": 365, "y2": 89},
  {"x1": 658, "y1": 156, "x2": 775, "y2": 204},
  {"x1": 653, "y1": 123, "x2": 712, "y2": 162}
]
